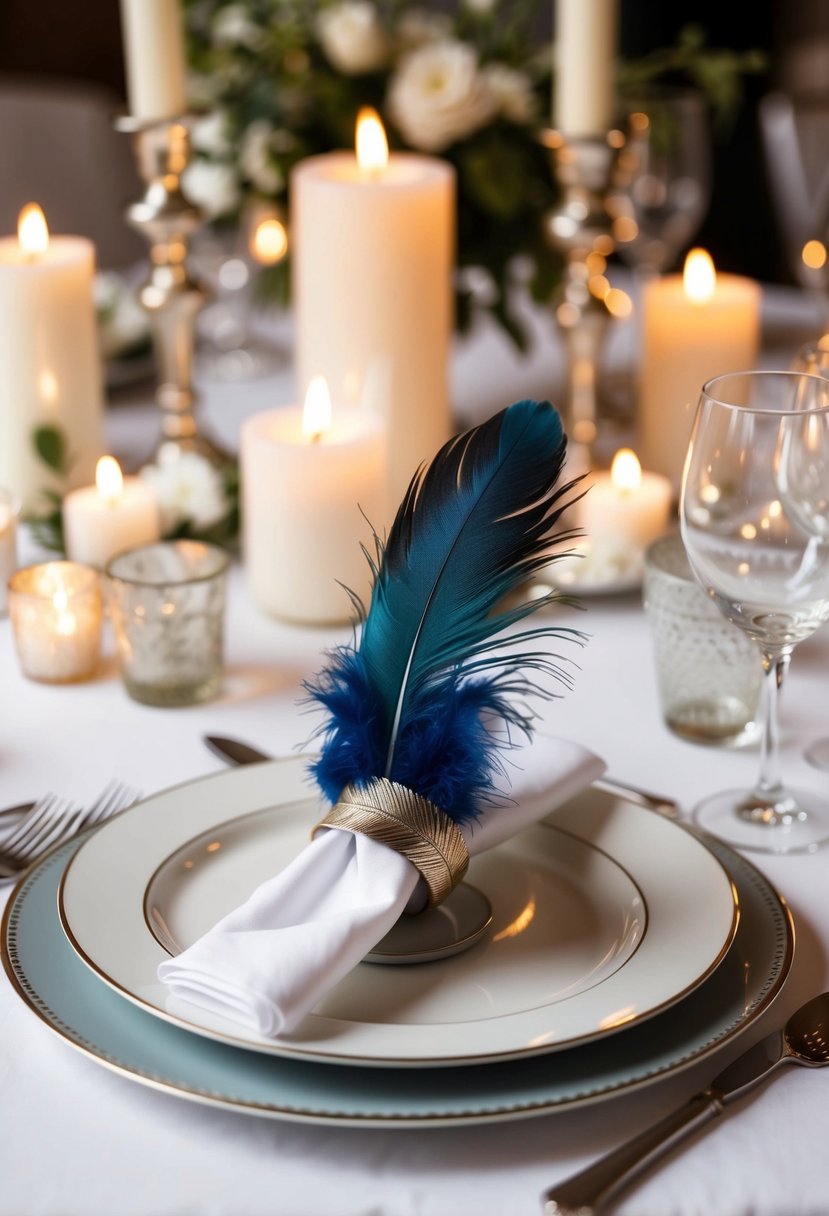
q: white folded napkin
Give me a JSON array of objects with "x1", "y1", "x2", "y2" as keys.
[{"x1": 157, "y1": 735, "x2": 604, "y2": 1038}]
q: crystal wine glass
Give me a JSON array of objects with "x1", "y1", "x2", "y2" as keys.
[
  {"x1": 790, "y1": 340, "x2": 829, "y2": 770},
  {"x1": 680, "y1": 370, "x2": 829, "y2": 852}
]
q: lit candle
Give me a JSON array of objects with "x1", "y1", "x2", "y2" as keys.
[
  {"x1": 0, "y1": 489, "x2": 19, "y2": 615},
  {"x1": 62, "y1": 456, "x2": 161, "y2": 569},
  {"x1": 554, "y1": 0, "x2": 618, "y2": 136},
  {"x1": 8, "y1": 562, "x2": 103, "y2": 683},
  {"x1": 291, "y1": 108, "x2": 454, "y2": 512},
  {"x1": 0, "y1": 204, "x2": 105, "y2": 511},
  {"x1": 580, "y1": 449, "x2": 672, "y2": 552},
  {"x1": 640, "y1": 249, "x2": 761, "y2": 488},
  {"x1": 119, "y1": 0, "x2": 188, "y2": 122},
  {"x1": 240, "y1": 378, "x2": 387, "y2": 625}
]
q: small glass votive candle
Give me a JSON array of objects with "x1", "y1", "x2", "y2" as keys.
[
  {"x1": 8, "y1": 561, "x2": 103, "y2": 682},
  {"x1": 643, "y1": 534, "x2": 763, "y2": 746},
  {"x1": 0, "y1": 488, "x2": 20, "y2": 615},
  {"x1": 106, "y1": 540, "x2": 229, "y2": 707}
]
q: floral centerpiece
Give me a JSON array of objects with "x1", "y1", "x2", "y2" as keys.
[{"x1": 182, "y1": 1, "x2": 764, "y2": 349}]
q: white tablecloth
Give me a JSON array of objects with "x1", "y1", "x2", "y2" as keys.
[{"x1": 1, "y1": 284, "x2": 828, "y2": 1216}]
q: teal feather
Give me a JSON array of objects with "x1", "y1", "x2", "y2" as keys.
[{"x1": 305, "y1": 399, "x2": 584, "y2": 824}]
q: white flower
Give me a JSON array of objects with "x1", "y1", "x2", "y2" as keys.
[
  {"x1": 240, "y1": 121, "x2": 284, "y2": 195},
  {"x1": 94, "y1": 273, "x2": 149, "y2": 360},
  {"x1": 182, "y1": 160, "x2": 241, "y2": 220},
  {"x1": 140, "y1": 451, "x2": 229, "y2": 533},
  {"x1": 317, "y1": 2, "x2": 389, "y2": 75},
  {"x1": 212, "y1": 4, "x2": 263, "y2": 50},
  {"x1": 397, "y1": 8, "x2": 452, "y2": 47},
  {"x1": 192, "y1": 111, "x2": 233, "y2": 158},
  {"x1": 482, "y1": 64, "x2": 537, "y2": 124},
  {"x1": 387, "y1": 40, "x2": 497, "y2": 152}
]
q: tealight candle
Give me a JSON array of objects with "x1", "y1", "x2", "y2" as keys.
[
  {"x1": 0, "y1": 204, "x2": 104, "y2": 511},
  {"x1": 63, "y1": 456, "x2": 161, "y2": 569},
  {"x1": 241, "y1": 378, "x2": 387, "y2": 624},
  {"x1": 8, "y1": 562, "x2": 103, "y2": 683},
  {"x1": 291, "y1": 108, "x2": 453, "y2": 511},
  {"x1": 580, "y1": 449, "x2": 672, "y2": 553},
  {"x1": 640, "y1": 249, "x2": 761, "y2": 488},
  {"x1": 0, "y1": 488, "x2": 19, "y2": 615}
]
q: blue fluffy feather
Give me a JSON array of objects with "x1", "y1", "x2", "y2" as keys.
[{"x1": 305, "y1": 399, "x2": 583, "y2": 825}]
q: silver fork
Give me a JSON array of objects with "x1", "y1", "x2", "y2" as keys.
[{"x1": 0, "y1": 781, "x2": 140, "y2": 880}]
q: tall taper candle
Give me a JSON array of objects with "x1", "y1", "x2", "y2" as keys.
[
  {"x1": 120, "y1": 0, "x2": 188, "y2": 122},
  {"x1": 554, "y1": 0, "x2": 618, "y2": 136}
]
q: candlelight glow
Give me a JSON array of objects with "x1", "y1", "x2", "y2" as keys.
[
  {"x1": 52, "y1": 587, "x2": 77, "y2": 637},
  {"x1": 802, "y1": 239, "x2": 827, "y2": 271},
  {"x1": 18, "y1": 203, "x2": 49, "y2": 256},
  {"x1": 355, "y1": 107, "x2": 388, "y2": 174},
  {"x1": 250, "y1": 217, "x2": 288, "y2": 266},
  {"x1": 683, "y1": 248, "x2": 716, "y2": 304},
  {"x1": 302, "y1": 376, "x2": 333, "y2": 442},
  {"x1": 610, "y1": 448, "x2": 642, "y2": 494},
  {"x1": 96, "y1": 456, "x2": 124, "y2": 507}
]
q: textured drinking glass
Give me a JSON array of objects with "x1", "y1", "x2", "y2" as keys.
[
  {"x1": 8, "y1": 561, "x2": 103, "y2": 683},
  {"x1": 643, "y1": 534, "x2": 762, "y2": 746},
  {"x1": 106, "y1": 541, "x2": 229, "y2": 707}
]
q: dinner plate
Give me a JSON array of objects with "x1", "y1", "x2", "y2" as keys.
[
  {"x1": 2, "y1": 831, "x2": 792, "y2": 1128},
  {"x1": 58, "y1": 761, "x2": 737, "y2": 1067}
]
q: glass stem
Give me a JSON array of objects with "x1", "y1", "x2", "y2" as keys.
[{"x1": 752, "y1": 650, "x2": 792, "y2": 801}]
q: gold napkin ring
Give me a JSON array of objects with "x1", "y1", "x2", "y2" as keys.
[{"x1": 313, "y1": 778, "x2": 469, "y2": 908}]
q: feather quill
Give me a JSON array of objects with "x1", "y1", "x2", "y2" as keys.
[{"x1": 305, "y1": 399, "x2": 583, "y2": 825}]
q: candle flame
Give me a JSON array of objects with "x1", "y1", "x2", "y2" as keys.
[
  {"x1": 610, "y1": 448, "x2": 642, "y2": 494},
  {"x1": 302, "y1": 376, "x2": 332, "y2": 442},
  {"x1": 683, "y1": 248, "x2": 716, "y2": 304},
  {"x1": 52, "y1": 587, "x2": 77, "y2": 637},
  {"x1": 250, "y1": 217, "x2": 288, "y2": 266},
  {"x1": 356, "y1": 107, "x2": 388, "y2": 174},
  {"x1": 18, "y1": 203, "x2": 49, "y2": 256},
  {"x1": 96, "y1": 456, "x2": 123, "y2": 506}
]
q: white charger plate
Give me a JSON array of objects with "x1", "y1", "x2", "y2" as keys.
[
  {"x1": 3, "y1": 827, "x2": 791, "y2": 1127},
  {"x1": 58, "y1": 759, "x2": 737, "y2": 1067}
]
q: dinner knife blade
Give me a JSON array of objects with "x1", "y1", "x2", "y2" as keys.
[{"x1": 204, "y1": 735, "x2": 271, "y2": 766}]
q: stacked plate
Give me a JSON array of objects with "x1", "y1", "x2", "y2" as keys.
[{"x1": 2, "y1": 758, "x2": 793, "y2": 1127}]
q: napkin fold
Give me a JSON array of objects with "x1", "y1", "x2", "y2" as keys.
[{"x1": 157, "y1": 735, "x2": 604, "y2": 1038}]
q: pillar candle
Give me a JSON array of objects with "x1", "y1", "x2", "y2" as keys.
[
  {"x1": 580, "y1": 449, "x2": 672, "y2": 551},
  {"x1": 0, "y1": 206, "x2": 105, "y2": 512},
  {"x1": 554, "y1": 0, "x2": 618, "y2": 136},
  {"x1": 291, "y1": 110, "x2": 454, "y2": 514},
  {"x1": 119, "y1": 0, "x2": 188, "y2": 122},
  {"x1": 241, "y1": 380, "x2": 387, "y2": 625},
  {"x1": 63, "y1": 457, "x2": 161, "y2": 569},
  {"x1": 0, "y1": 489, "x2": 19, "y2": 615},
  {"x1": 639, "y1": 249, "x2": 761, "y2": 489}
]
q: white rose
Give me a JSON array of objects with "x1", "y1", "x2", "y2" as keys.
[
  {"x1": 240, "y1": 121, "x2": 284, "y2": 195},
  {"x1": 182, "y1": 160, "x2": 241, "y2": 220},
  {"x1": 140, "y1": 452, "x2": 229, "y2": 533},
  {"x1": 192, "y1": 111, "x2": 233, "y2": 157},
  {"x1": 317, "y1": 1, "x2": 389, "y2": 75},
  {"x1": 212, "y1": 5, "x2": 263, "y2": 50},
  {"x1": 482, "y1": 64, "x2": 537, "y2": 124},
  {"x1": 387, "y1": 41, "x2": 497, "y2": 152}
]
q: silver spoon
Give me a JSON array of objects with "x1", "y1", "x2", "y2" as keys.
[{"x1": 542, "y1": 992, "x2": 829, "y2": 1216}]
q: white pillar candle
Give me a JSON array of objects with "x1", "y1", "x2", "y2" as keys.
[
  {"x1": 0, "y1": 489, "x2": 19, "y2": 615},
  {"x1": 554, "y1": 0, "x2": 618, "y2": 135},
  {"x1": 580, "y1": 449, "x2": 672, "y2": 551},
  {"x1": 63, "y1": 457, "x2": 161, "y2": 570},
  {"x1": 640, "y1": 249, "x2": 761, "y2": 489},
  {"x1": 0, "y1": 205, "x2": 105, "y2": 512},
  {"x1": 291, "y1": 109, "x2": 454, "y2": 514},
  {"x1": 241, "y1": 380, "x2": 387, "y2": 625},
  {"x1": 119, "y1": 0, "x2": 188, "y2": 122}
]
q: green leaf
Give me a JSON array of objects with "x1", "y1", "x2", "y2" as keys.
[{"x1": 32, "y1": 425, "x2": 68, "y2": 474}]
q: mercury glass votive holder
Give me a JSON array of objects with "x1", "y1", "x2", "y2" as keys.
[
  {"x1": 8, "y1": 561, "x2": 103, "y2": 683},
  {"x1": 105, "y1": 541, "x2": 229, "y2": 707}
]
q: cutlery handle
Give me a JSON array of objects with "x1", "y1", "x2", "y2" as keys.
[{"x1": 541, "y1": 1089, "x2": 722, "y2": 1215}]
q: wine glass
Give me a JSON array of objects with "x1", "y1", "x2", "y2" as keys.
[
  {"x1": 611, "y1": 88, "x2": 712, "y2": 280},
  {"x1": 790, "y1": 340, "x2": 829, "y2": 770},
  {"x1": 680, "y1": 369, "x2": 829, "y2": 853}
]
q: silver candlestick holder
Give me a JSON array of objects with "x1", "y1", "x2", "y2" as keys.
[
  {"x1": 540, "y1": 128, "x2": 626, "y2": 464},
  {"x1": 116, "y1": 113, "x2": 222, "y2": 466}
]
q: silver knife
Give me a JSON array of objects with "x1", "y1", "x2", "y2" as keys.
[{"x1": 203, "y1": 735, "x2": 680, "y2": 818}]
